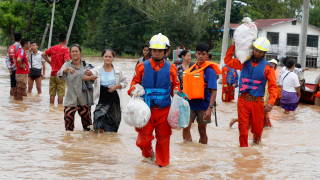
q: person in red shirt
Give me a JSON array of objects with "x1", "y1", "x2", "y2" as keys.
[
  {"x1": 42, "y1": 33, "x2": 70, "y2": 104},
  {"x1": 128, "y1": 33, "x2": 180, "y2": 167},
  {"x1": 225, "y1": 38, "x2": 277, "y2": 147},
  {"x1": 14, "y1": 38, "x2": 30, "y2": 101}
]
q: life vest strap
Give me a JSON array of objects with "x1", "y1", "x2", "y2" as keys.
[
  {"x1": 240, "y1": 84, "x2": 258, "y2": 91},
  {"x1": 144, "y1": 88, "x2": 167, "y2": 107},
  {"x1": 145, "y1": 88, "x2": 167, "y2": 94},
  {"x1": 241, "y1": 78, "x2": 262, "y2": 84}
]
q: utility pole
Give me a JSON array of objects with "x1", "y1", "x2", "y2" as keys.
[
  {"x1": 298, "y1": 0, "x2": 310, "y2": 69},
  {"x1": 66, "y1": 0, "x2": 80, "y2": 46},
  {"x1": 40, "y1": 23, "x2": 50, "y2": 50},
  {"x1": 48, "y1": 0, "x2": 56, "y2": 49},
  {"x1": 219, "y1": 0, "x2": 232, "y2": 83},
  {"x1": 219, "y1": 0, "x2": 232, "y2": 69}
]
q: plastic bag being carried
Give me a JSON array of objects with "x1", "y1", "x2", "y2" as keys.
[
  {"x1": 234, "y1": 17, "x2": 258, "y2": 63},
  {"x1": 123, "y1": 95, "x2": 151, "y2": 128},
  {"x1": 167, "y1": 93, "x2": 190, "y2": 130}
]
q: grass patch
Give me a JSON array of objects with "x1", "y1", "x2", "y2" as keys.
[
  {"x1": 82, "y1": 47, "x2": 101, "y2": 56},
  {"x1": 120, "y1": 52, "x2": 140, "y2": 59},
  {"x1": 82, "y1": 47, "x2": 140, "y2": 58}
]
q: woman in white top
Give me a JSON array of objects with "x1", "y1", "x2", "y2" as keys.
[
  {"x1": 279, "y1": 59, "x2": 301, "y2": 113},
  {"x1": 83, "y1": 49, "x2": 127, "y2": 132}
]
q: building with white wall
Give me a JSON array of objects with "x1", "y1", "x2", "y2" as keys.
[{"x1": 229, "y1": 19, "x2": 320, "y2": 67}]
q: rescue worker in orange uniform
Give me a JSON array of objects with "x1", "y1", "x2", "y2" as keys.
[
  {"x1": 263, "y1": 59, "x2": 279, "y2": 127},
  {"x1": 128, "y1": 33, "x2": 180, "y2": 167},
  {"x1": 221, "y1": 65, "x2": 238, "y2": 102},
  {"x1": 224, "y1": 37, "x2": 277, "y2": 147}
]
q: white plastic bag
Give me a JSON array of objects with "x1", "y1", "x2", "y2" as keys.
[
  {"x1": 234, "y1": 17, "x2": 258, "y2": 63},
  {"x1": 131, "y1": 84, "x2": 145, "y2": 97},
  {"x1": 123, "y1": 95, "x2": 151, "y2": 128},
  {"x1": 167, "y1": 94, "x2": 190, "y2": 130}
]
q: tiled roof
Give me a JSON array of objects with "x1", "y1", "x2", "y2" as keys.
[
  {"x1": 221, "y1": 18, "x2": 297, "y2": 30},
  {"x1": 229, "y1": 23, "x2": 240, "y2": 29},
  {"x1": 254, "y1": 18, "x2": 295, "y2": 29}
]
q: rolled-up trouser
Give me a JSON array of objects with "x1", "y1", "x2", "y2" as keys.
[
  {"x1": 14, "y1": 74, "x2": 27, "y2": 100},
  {"x1": 237, "y1": 95, "x2": 264, "y2": 147},
  {"x1": 135, "y1": 106, "x2": 172, "y2": 167},
  {"x1": 64, "y1": 105, "x2": 92, "y2": 131}
]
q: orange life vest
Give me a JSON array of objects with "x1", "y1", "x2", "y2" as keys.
[
  {"x1": 183, "y1": 61, "x2": 221, "y2": 100},
  {"x1": 8, "y1": 44, "x2": 20, "y2": 66}
]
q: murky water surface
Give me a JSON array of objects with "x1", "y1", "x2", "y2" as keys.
[{"x1": 1, "y1": 46, "x2": 320, "y2": 179}]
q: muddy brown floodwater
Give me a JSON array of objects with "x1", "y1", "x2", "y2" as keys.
[{"x1": 0, "y1": 46, "x2": 320, "y2": 179}]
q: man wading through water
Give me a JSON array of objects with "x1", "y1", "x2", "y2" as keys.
[
  {"x1": 224, "y1": 37, "x2": 277, "y2": 147},
  {"x1": 182, "y1": 43, "x2": 221, "y2": 144},
  {"x1": 128, "y1": 33, "x2": 180, "y2": 167},
  {"x1": 42, "y1": 33, "x2": 70, "y2": 105},
  {"x1": 5, "y1": 32, "x2": 22, "y2": 96}
]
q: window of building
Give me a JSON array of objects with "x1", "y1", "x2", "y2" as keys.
[
  {"x1": 287, "y1": 34, "x2": 299, "y2": 46},
  {"x1": 307, "y1": 35, "x2": 318, "y2": 48},
  {"x1": 292, "y1": 20, "x2": 296, "y2": 25},
  {"x1": 267, "y1": 32, "x2": 279, "y2": 45},
  {"x1": 306, "y1": 57, "x2": 317, "y2": 68}
]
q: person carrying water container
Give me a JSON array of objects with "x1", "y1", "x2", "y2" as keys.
[
  {"x1": 224, "y1": 37, "x2": 277, "y2": 147},
  {"x1": 182, "y1": 43, "x2": 221, "y2": 144},
  {"x1": 222, "y1": 65, "x2": 238, "y2": 102},
  {"x1": 128, "y1": 33, "x2": 180, "y2": 167}
]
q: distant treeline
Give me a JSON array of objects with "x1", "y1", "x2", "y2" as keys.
[{"x1": 0, "y1": 0, "x2": 319, "y2": 56}]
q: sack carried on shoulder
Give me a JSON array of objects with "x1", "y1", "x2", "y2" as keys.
[{"x1": 30, "y1": 68, "x2": 42, "y2": 78}]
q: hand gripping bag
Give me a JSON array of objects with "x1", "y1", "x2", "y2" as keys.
[
  {"x1": 167, "y1": 93, "x2": 190, "y2": 130},
  {"x1": 123, "y1": 84, "x2": 151, "y2": 128},
  {"x1": 233, "y1": 17, "x2": 258, "y2": 63}
]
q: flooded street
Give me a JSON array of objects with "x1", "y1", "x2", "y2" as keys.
[{"x1": 1, "y1": 46, "x2": 320, "y2": 179}]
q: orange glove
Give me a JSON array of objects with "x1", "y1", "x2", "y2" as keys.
[{"x1": 127, "y1": 86, "x2": 135, "y2": 96}]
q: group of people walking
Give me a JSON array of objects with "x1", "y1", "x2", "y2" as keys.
[
  {"x1": 6, "y1": 33, "x2": 127, "y2": 133},
  {"x1": 5, "y1": 31, "x2": 318, "y2": 168}
]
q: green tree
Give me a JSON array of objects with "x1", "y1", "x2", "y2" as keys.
[
  {"x1": 0, "y1": 0, "x2": 26, "y2": 46},
  {"x1": 309, "y1": 7, "x2": 320, "y2": 27},
  {"x1": 89, "y1": 0, "x2": 152, "y2": 55},
  {"x1": 199, "y1": 0, "x2": 244, "y2": 49},
  {"x1": 30, "y1": 0, "x2": 88, "y2": 49},
  {"x1": 239, "y1": 0, "x2": 290, "y2": 20},
  {"x1": 129, "y1": 0, "x2": 205, "y2": 50}
]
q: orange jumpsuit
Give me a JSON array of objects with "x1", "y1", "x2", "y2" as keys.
[
  {"x1": 222, "y1": 66, "x2": 235, "y2": 102},
  {"x1": 128, "y1": 58, "x2": 180, "y2": 167},
  {"x1": 224, "y1": 45, "x2": 277, "y2": 147}
]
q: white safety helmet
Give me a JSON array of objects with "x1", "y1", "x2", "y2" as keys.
[
  {"x1": 253, "y1": 37, "x2": 271, "y2": 52},
  {"x1": 149, "y1": 33, "x2": 170, "y2": 49},
  {"x1": 268, "y1": 59, "x2": 278, "y2": 65}
]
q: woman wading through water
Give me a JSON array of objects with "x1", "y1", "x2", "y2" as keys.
[{"x1": 83, "y1": 49, "x2": 127, "y2": 132}]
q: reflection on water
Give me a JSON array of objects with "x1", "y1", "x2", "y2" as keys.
[{"x1": 1, "y1": 48, "x2": 320, "y2": 179}]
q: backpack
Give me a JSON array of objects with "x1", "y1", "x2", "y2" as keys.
[{"x1": 226, "y1": 66, "x2": 238, "y2": 87}]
